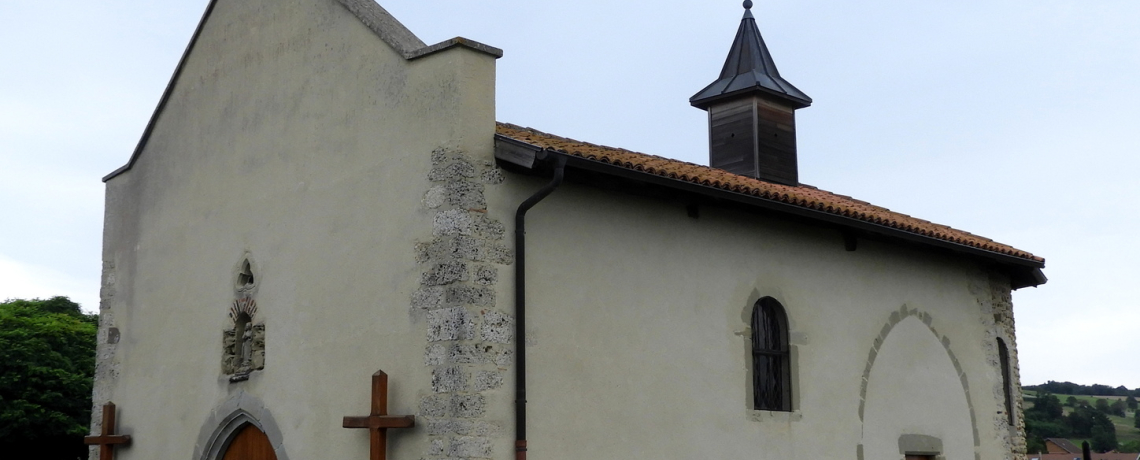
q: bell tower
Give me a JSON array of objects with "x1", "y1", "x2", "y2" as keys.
[{"x1": 690, "y1": 1, "x2": 811, "y2": 186}]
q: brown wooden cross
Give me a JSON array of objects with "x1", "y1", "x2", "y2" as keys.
[
  {"x1": 84, "y1": 402, "x2": 131, "y2": 460},
  {"x1": 342, "y1": 370, "x2": 416, "y2": 460}
]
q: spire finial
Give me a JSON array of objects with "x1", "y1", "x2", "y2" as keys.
[{"x1": 690, "y1": 0, "x2": 812, "y2": 110}]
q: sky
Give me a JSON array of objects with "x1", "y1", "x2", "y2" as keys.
[{"x1": 1, "y1": 0, "x2": 1137, "y2": 388}]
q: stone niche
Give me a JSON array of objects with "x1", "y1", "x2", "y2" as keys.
[
  {"x1": 223, "y1": 258, "x2": 266, "y2": 382},
  {"x1": 222, "y1": 299, "x2": 266, "y2": 381}
]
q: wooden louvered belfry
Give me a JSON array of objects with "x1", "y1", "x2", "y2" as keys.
[{"x1": 691, "y1": 0, "x2": 812, "y2": 186}]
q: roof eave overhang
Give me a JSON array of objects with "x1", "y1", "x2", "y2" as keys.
[
  {"x1": 494, "y1": 134, "x2": 1046, "y2": 289},
  {"x1": 690, "y1": 81, "x2": 813, "y2": 110}
]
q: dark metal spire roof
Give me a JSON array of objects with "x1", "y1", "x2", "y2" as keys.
[{"x1": 690, "y1": 1, "x2": 812, "y2": 109}]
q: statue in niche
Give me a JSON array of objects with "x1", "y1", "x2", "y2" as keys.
[
  {"x1": 230, "y1": 312, "x2": 254, "y2": 380},
  {"x1": 239, "y1": 322, "x2": 254, "y2": 369},
  {"x1": 223, "y1": 257, "x2": 266, "y2": 382}
]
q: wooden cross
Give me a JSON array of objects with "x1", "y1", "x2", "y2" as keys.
[
  {"x1": 342, "y1": 370, "x2": 416, "y2": 460},
  {"x1": 84, "y1": 402, "x2": 131, "y2": 460}
]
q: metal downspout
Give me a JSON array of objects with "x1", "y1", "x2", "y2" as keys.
[{"x1": 514, "y1": 155, "x2": 566, "y2": 460}]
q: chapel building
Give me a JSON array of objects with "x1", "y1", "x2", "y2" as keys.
[{"x1": 90, "y1": 1, "x2": 1045, "y2": 459}]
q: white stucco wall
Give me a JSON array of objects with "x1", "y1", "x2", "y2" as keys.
[
  {"x1": 489, "y1": 179, "x2": 1022, "y2": 460},
  {"x1": 94, "y1": 0, "x2": 497, "y2": 459}
]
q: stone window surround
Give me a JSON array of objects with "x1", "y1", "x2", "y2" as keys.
[
  {"x1": 741, "y1": 294, "x2": 803, "y2": 422},
  {"x1": 996, "y1": 337, "x2": 1015, "y2": 426},
  {"x1": 751, "y1": 296, "x2": 793, "y2": 412}
]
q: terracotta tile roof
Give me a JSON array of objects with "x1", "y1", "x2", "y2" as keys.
[
  {"x1": 1046, "y1": 438, "x2": 1083, "y2": 453},
  {"x1": 495, "y1": 122, "x2": 1043, "y2": 264},
  {"x1": 1030, "y1": 454, "x2": 1139, "y2": 460}
]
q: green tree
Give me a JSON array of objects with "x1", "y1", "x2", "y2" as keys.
[
  {"x1": 1024, "y1": 392, "x2": 1067, "y2": 453},
  {"x1": 0, "y1": 297, "x2": 97, "y2": 457},
  {"x1": 1028, "y1": 392, "x2": 1065, "y2": 420},
  {"x1": 1109, "y1": 399, "x2": 1127, "y2": 417},
  {"x1": 1095, "y1": 397, "x2": 1111, "y2": 413},
  {"x1": 1091, "y1": 433, "x2": 1115, "y2": 453},
  {"x1": 1134, "y1": 408, "x2": 1140, "y2": 429},
  {"x1": 1066, "y1": 396, "x2": 1079, "y2": 407},
  {"x1": 1068, "y1": 406, "x2": 1096, "y2": 436},
  {"x1": 1025, "y1": 417, "x2": 1066, "y2": 439},
  {"x1": 1127, "y1": 395, "x2": 1138, "y2": 411},
  {"x1": 1090, "y1": 419, "x2": 1118, "y2": 452}
]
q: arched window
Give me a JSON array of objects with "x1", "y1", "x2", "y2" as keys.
[
  {"x1": 997, "y1": 338, "x2": 1014, "y2": 425},
  {"x1": 752, "y1": 297, "x2": 791, "y2": 411}
]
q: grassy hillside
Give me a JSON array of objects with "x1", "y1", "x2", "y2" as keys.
[{"x1": 1024, "y1": 393, "x2": 1140, "y2": 450}]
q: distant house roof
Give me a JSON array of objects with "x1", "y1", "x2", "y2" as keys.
[
  {"x1": 1046, "y1": 438, "x2": 1083, "y2": 454},
  {"x1": 1030, "y1": 453, "x2": 1140, "y2": 460},
  {"x1": 495, "y1": 122, "x2": 1046, "y2": 286}
]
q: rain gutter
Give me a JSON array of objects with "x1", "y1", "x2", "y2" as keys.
[{"x1": 511, "y1": 154, "x2": 566, "y2": 460}]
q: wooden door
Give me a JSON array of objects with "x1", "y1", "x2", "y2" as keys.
[{"x1": 221, "y1": 424, "x2": 278, "y2": 460}]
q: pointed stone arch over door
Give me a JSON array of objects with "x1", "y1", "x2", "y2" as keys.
[
  {"x1": 195, "y1": 391, "x2": 290, "y2": 460},
  {"x1": 222, "y1": 424, "x2": 278, "y2": 460}
]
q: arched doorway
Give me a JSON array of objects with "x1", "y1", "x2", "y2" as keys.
[
  {"x1": 194, "y1": 393, "x2": 289, "y2": 460},
  {"x1": 222, "y1": 424, "x2": 278, "y2": 460}
]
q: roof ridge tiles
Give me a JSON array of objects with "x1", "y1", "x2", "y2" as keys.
[{"x1": 494, "y1": 122, "x2": 1042, "y2": 264}]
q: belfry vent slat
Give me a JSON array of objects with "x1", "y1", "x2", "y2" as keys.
[{"x1": 691, "y1": 0, "x2": 811, "y2": 186}]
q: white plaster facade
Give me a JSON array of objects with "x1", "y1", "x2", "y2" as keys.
[{"x1": 91, "y1": 1, "x2": 1037, "y2": 460}]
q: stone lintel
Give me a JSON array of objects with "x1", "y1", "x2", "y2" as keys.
[{"x1": 898, "y1": 434, "x2": 942, "y2": 455}]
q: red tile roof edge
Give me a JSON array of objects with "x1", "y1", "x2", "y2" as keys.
[
  {"x1": 495, "y1": 122, "x2": 1044, "y2": 264},
  {"x1": 1030, "y1": 454, "x2": 1139, "y2": 460}
]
